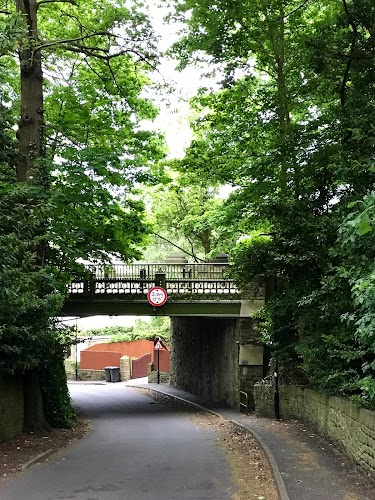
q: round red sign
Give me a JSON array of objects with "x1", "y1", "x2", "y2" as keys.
[{"x1": 147, "y1": 286, "x2": 168, "y2": 307}]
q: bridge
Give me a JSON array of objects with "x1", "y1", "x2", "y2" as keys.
[
  {"x1": 62, "y1": 260, "x2": 267, "y2": 411},
  {"x1": 62, "y1": 262, "x2": 265, "y2": 317}
]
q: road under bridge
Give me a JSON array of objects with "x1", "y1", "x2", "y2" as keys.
[{"x1": 61, "y1": 262, "x2": 267, "y2": 410}]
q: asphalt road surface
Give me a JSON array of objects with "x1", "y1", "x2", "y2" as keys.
[{"x1": 0, "y1": 383, "x2": 235, "y2": 500}]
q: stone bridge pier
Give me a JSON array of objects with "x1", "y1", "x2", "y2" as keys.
[{"x1": 169, "y1": 316, "x2": 265, "y2": 411}]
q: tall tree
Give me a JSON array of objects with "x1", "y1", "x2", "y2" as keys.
[
  {"x1": 145, "y1": 180, "x2": 223, "y2": 262},
  {"x1": 170, "y1": 0, "x2": 375, "y2": 404},
  {"x1": 0, "y1": 0, "x2": 165, "y2": 429}
]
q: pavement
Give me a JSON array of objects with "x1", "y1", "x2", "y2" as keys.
[{"x1": 124, "y1": 379, "x2": 374, "y2": 500}]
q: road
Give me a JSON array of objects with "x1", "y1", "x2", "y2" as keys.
[{"x1": 0, "y1": 382, "x2": 235, "y2": 500}]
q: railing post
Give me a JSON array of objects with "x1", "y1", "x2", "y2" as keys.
[
  {"x1": 155, "y1": 272, "x2": 166, "y2": 289},
  {"x1": 183, "y1": 266, "x2": 191, "y2": 279},
  {"x1": 140, "y1": 268, "x2": 146, "y2": 292},
  {"x1": 83, "y1": 271, "x2": 95, "y2": 295}
]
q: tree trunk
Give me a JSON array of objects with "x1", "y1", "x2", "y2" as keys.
[
  {"x1": 16, "y1": 1, "x2": 48, "y2": 431},
  {"x1": 267, "y1": 1, "x2": 293, "y2": 195},
  {"x1": 23, "y1": 371, "x2": 49, "y2": 432},
  {"x1": 16, "y1": 0, "x2": 44, "y2": 184}
]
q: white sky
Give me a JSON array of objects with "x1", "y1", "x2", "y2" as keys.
[{"x1": 143, "y1": 1, "x2": 218, "y2": 158}]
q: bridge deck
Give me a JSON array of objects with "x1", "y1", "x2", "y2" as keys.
[{"x1": 62, "y1": 263, "x2": 264, "y2": 317}]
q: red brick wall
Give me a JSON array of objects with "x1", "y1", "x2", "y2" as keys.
[
  {"x1": 131, "y1": 353, "x2": 151, "y2": 379},
  {"x1": 80, "y1": 351, "x2": 122, "y2": 370}
]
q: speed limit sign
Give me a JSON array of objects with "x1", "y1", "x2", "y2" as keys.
[{"x1": 147, "y1": 286, "x2": 168, "y2": 307}]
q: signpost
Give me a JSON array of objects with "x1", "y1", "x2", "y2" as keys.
[{"x1": 154, "y1": 336, "x2": 167, "y2": 384}]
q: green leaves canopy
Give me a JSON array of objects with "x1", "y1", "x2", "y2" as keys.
[{"x1": 169, "y1": 0, "x2": 375, "y2": 406}]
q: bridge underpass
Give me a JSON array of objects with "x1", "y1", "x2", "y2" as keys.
[{"x1": 62, "y1": 262, "x2": 267, "y2": 410}]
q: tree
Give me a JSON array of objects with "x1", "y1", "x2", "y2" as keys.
[
  {"x1": 85, "y1": 318, "x2": 171, "y2": 343},
  {"x1": 144, "y1": 179, "x2": 223, "y2": 262},
  {"x1": 0, "y1": 0, "x2": 165, "y2": 429},
  {"x1": 169, "y1": 0, "x2": 375, "y2": 405}
]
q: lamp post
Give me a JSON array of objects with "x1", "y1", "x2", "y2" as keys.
[{"x1": 75, "y1": 316, "x2": 78, "y2": 381}]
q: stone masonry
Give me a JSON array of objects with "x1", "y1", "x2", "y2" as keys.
[
  {"x1": 170, "y1": 316, "x2": 265, "y2": 409},
  {"x1": 254, "y1": 383, "x2": 375, "y2": 480}
]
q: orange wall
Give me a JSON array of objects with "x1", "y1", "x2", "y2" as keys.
[
  {"x1": 85, "y1": 339, "x2": 156, "y2": 358},
  {"x1": 132, "y1": 353, "x2": 151, "y2": 379},
  {"x1": 80, "y1": 351, "x2": 122, "y2": 370},
  {"x1": 152, "y1": 349, "x2": 170, "y2": 372},
  {"x1": 81, "y1": 339, "x2": 170, "y2": 372}
]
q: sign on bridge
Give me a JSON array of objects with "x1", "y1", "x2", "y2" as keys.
[{"x1": 147, "y1": 286, "x2": 168, "y2": 307}]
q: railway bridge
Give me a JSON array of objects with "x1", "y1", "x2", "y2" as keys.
[
  {"x1": 62, "y1": 262, "x2": 264, "y2": 317},
  {"x1": 62, "y1": 261, "x2": 267, "y2": 411}
]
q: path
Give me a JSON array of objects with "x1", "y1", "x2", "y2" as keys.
[{"x1": 0, "y1": 383, "x2": 234, "y2": 500}]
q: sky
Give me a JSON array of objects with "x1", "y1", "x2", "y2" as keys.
[{"x1": 143, "y1": 1, "x2": 218, "y2": 158}]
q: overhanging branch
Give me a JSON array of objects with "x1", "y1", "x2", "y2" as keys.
[
  {"x1": 36, "y1": 31, "x2": 114, "y2": 51},
  {"x1": 151, "y1": 231, "x2": 206, "y2": 262},
  {"x1": 37, "y1": 0, "x2": 77, "y2": 8}
]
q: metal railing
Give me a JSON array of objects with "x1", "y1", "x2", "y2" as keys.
[
  {"x1": 68, "y1": 277, "x2": 239, "y2": 296},
  {"x1": 239, "y1": 391, "x2": 248, "y2": 413},
  {"x1": 88, "y1": 263, "x2": 230, "y2": 280},
  {"x1": 67, "y1": 262, "x2": 240, "y2": 297}
]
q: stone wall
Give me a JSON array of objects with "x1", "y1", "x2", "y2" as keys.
[
  {"x1": 170, "y1": 317, "x2": 264, "y2": 409},
  {"x1": 120, "y1": 356, "x2": 131, "y2": 381},
  {"x1": 254, "y1": 383, "x2": 375, "y2": 480},
  {"x1": 238, "y1": 318, "x2": 264, "y2": 411},
  {"x1": 170, "y1": 317, "x2": 239, "y2": 406},
  {"x1": 66, "y1": 369, "x2": 106, "y2": 381},
  {"x1": 0, "y1": 375, "x2": 24, "y2": 443}
]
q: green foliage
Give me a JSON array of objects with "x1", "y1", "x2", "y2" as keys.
[
  {"x1": 229, "y1": 234, "x2": 273, "y2": 287},
  {"x1": 85, "y1": 318, "x2": 171, "y2": 344},
  {"x1": 169, "y1": 0, "x2": 375, "y2": 407},
  {"x1": 0, "y1": 11, "x2": 27, "y2": 55},
  {"x1": 0, "y1": 0, "x2": 166, "y2": 430},
  {"x1": 85, "y1": 326, "x2": 134, "y2": 338},
  {"x1": 40, "y1": 326, "x2": 77, "y2": 428},
  {"x1": 147, "y1": 180, "x2": 223, "y2": 260},
  {"x1": 336, "y1": 192, "x2": 375, "y2": 404},
  {"x1": 358, "y1": 376, "x2": 375, "y2": 409},
  {"x1": 0, "y1": 161, "x2": 64, "y2": 375},
  {"x1": 133, "y1": 317, "x2": 170, "y2": 343},
  {"x1": 0, "y1": 169, "x2": 75, "y2": 426},
  {"x1": 86, "y1": 325, "x2": 136, "y2": 342}
]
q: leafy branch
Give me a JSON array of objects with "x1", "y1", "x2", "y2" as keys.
[
  {"x1": 37, "y1": 0, "x2": 77, "y2": 8},
  {"x1": 151, "y1": 231, "x2": 206, "y2": 262}
]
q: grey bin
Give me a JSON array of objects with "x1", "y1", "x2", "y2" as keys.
[
  {"x1": 104, "y1": 366, "x2": 112, "y2": 382},
  {"x1": 109, "y1": 366, "x2": 121, "y2": 383}
]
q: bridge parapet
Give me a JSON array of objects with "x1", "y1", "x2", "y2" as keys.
[
  {"x1": 63, "y1": 263, "x2": 265, "y2": 317},
  {"x1": 69, "y1": 278, "x2": 240, "y2": 298},
  {"x1": 88, "y1": 262, "x2": 230, "y2": 280}
]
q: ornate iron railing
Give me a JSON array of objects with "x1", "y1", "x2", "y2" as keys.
[
  {"x1": 87, "y1": 263, "x2": 230, "y2": 280},
  {"x1": 69, "y1": 278, "x2": 239, "y2": 296},
  {"x1": 68, "y1": 263, "x2": 239, "y2": 297}
]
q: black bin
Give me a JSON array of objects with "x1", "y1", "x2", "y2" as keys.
[
  {"x1": 110, "y1": 366, "x2": 121, "y2": 383},
  {"x1": 104, "y1": 366, "x2": 112, "y2": 382}
]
